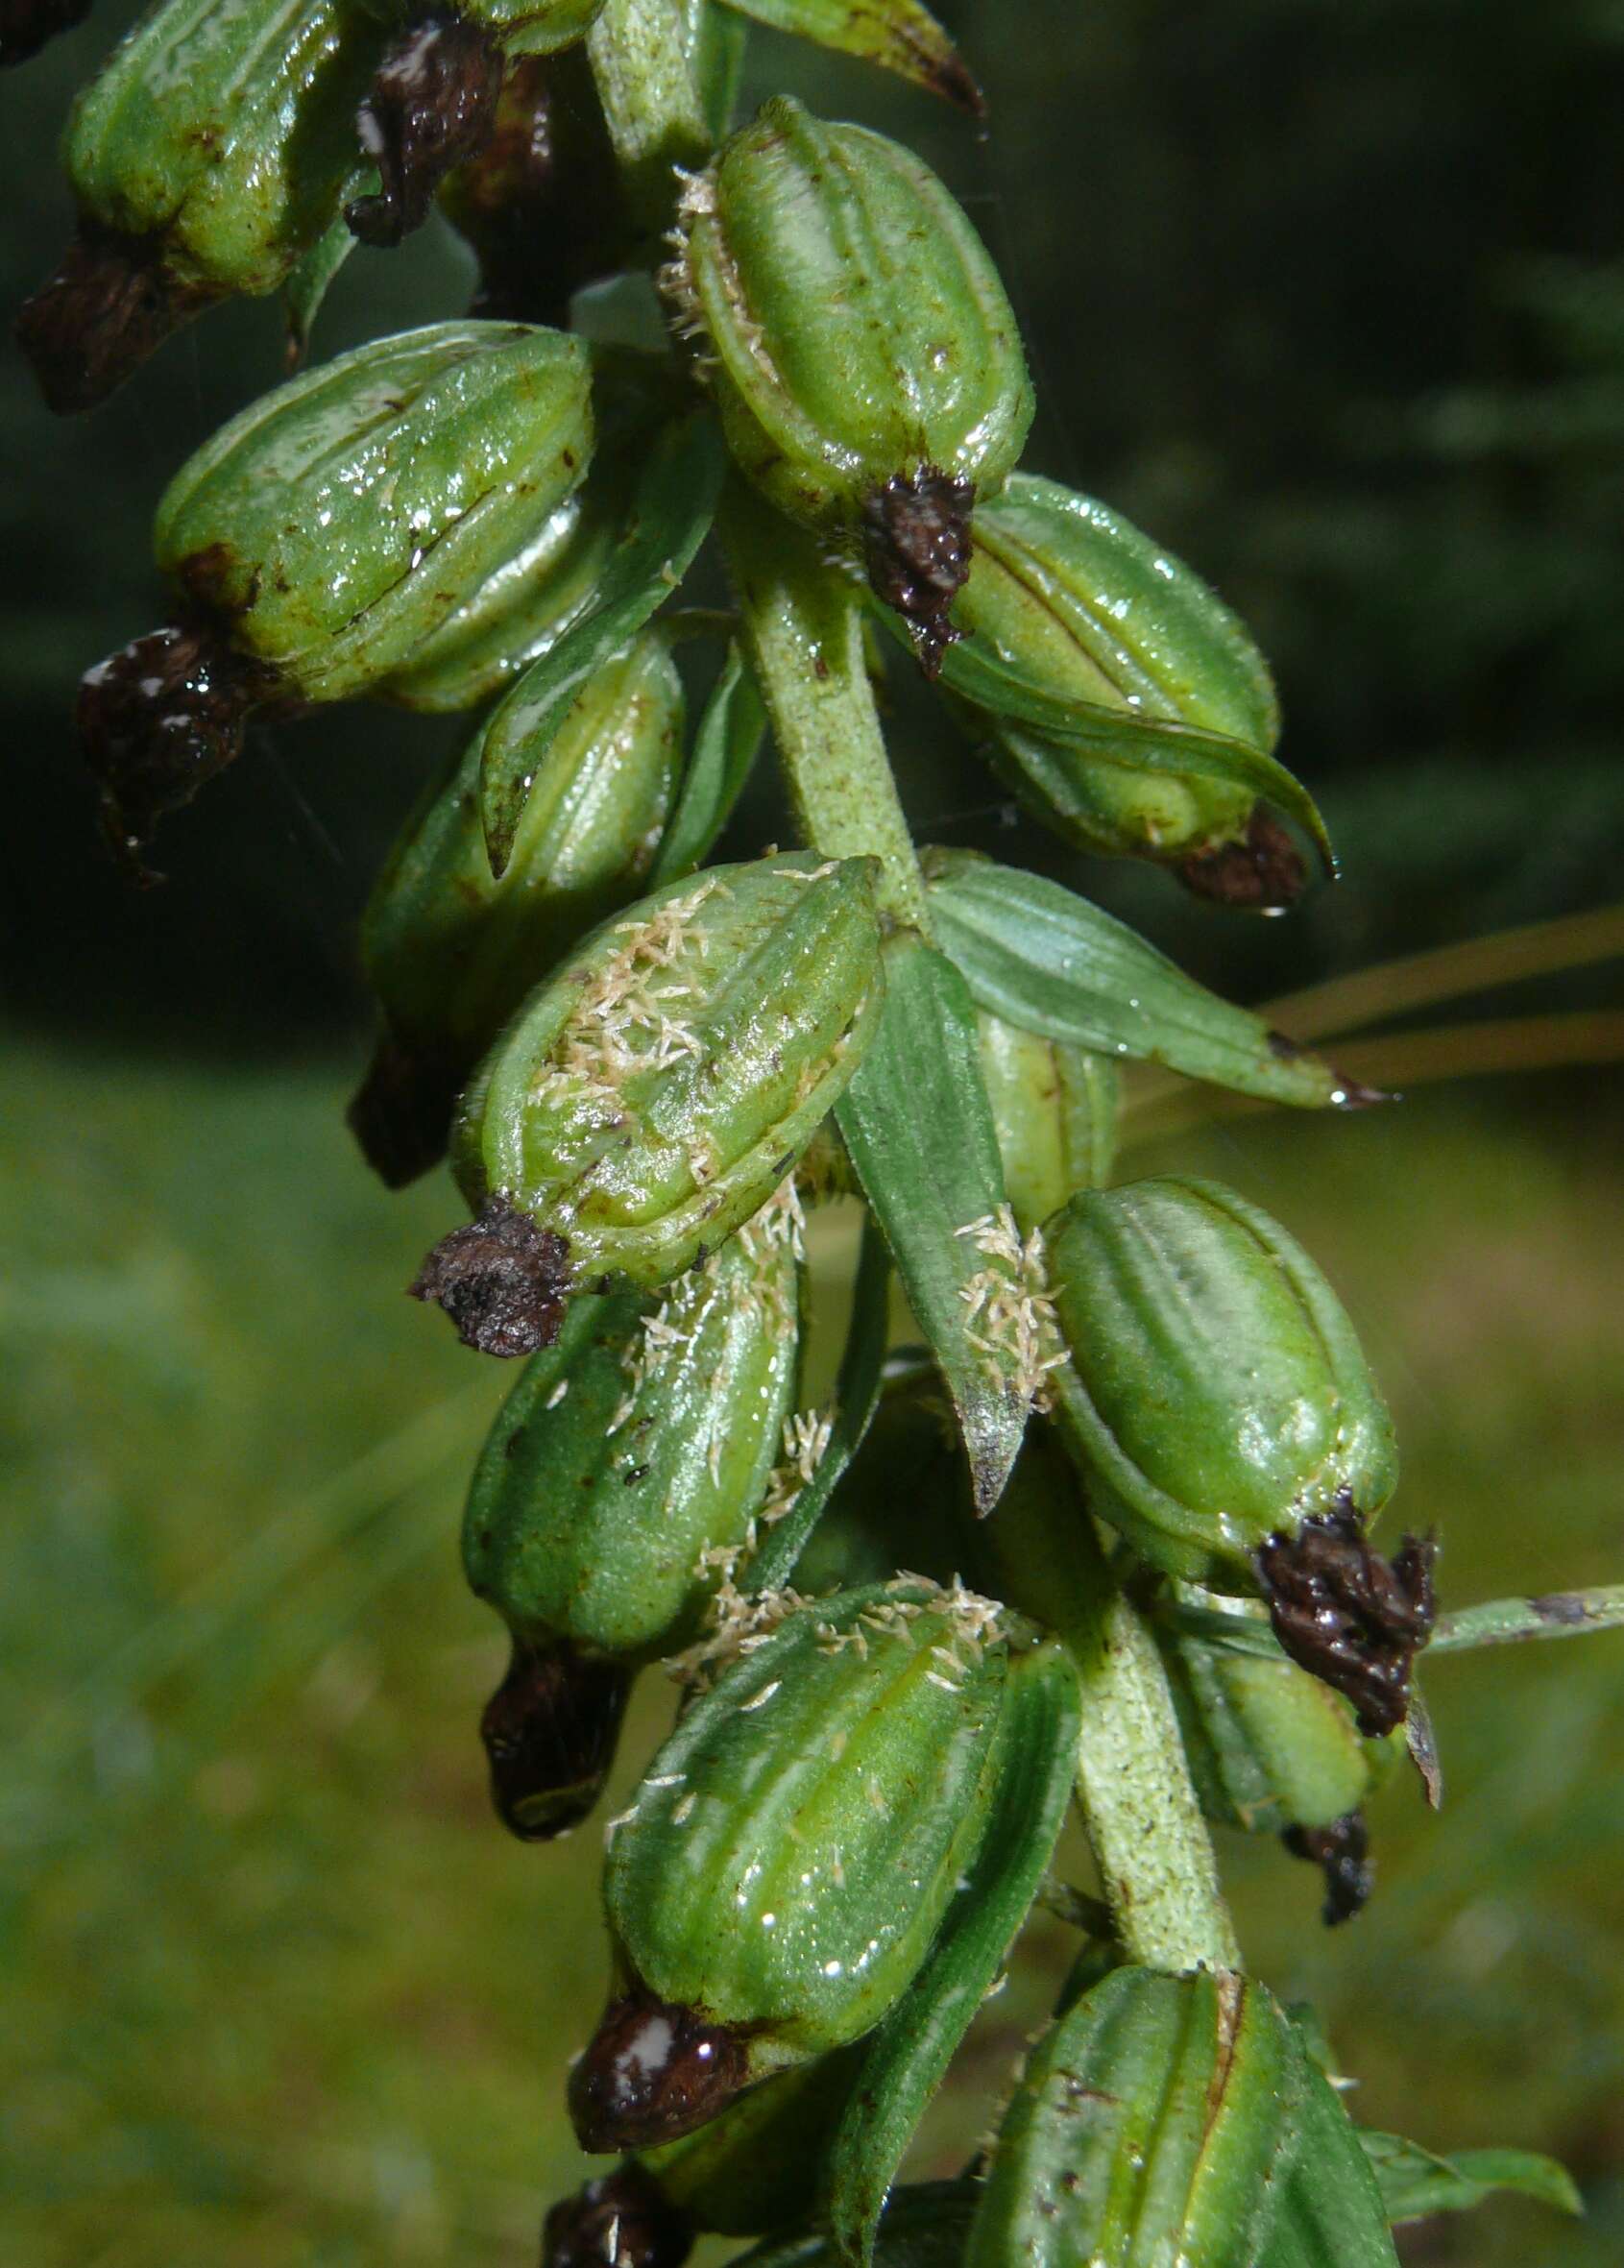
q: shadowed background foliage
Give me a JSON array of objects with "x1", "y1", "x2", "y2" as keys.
[{"x1": 2, "y1": 1, "x2": 1622, "y2": 2262}]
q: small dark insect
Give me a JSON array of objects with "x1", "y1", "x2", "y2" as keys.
[
  {"x1": 861, "y1": 466, "x2": 975, "y2": 679},
  {"x1": 569, "y1": 1986, "x2": 752, "y2": 2152},
  {"x1": 543, "y1": 2164, "x2": 692, "y2": 2268},
  {"x1": 346, "y1": 13, "x2": 503, "y2": 250},
  {"x1": 1283, "y1": 1809, "x2": 1373, "y2": 1927},
  {"x1": 410, "y1": 1194, "x2": 571, "y2": 1355},
  {"x1": 1256, "y1": 1504, "x2": 1436, "y2": 1737},
  {"x1": 479, "y1": 1635, "x2": 630, "y2": 1842}
]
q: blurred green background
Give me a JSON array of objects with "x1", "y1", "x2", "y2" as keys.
[{"x1": 2, "y1": 1, "x2": 1622, "y2": 2262}]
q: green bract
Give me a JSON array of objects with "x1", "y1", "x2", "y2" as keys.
[
  {"x1": 571, "y1": 1579, "x2": 1023, "y2": 2146},
  {"x1": 155, "y1": 320, "x2": 594, "y2": 700},
  {"x1": 1046, "y1": 1176, "x2": 1399, "y2": 1583},
  {"x1": 463, "y1": 1190, "x2": 802, "y2": 1661},
  {"x1": 371, "y1": 0, "x2": 605, "y2": 55},
  {"x1": 353, "y1": 627, "x2": 682, "y2": 1185},
  {"x1": 966, "y1": 1966, "x2": 1297, "y2": 2268},
  {"x1": 448, "y1": 850, "x2": 885, "y2": 1297},
  {"x1": 673, "y1": 96, "x2": 1030, "y2": 538},
  {"x1": 975, "y1": 1008, "x2": 1119, "y2": 1232}
]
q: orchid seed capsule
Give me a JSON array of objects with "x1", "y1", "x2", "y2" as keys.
[
  {"x1": 418, "y1": 852, "x2": 885, "y2": 1353},
  {"x1": 1046, "y1": 1175, "x2": 1399, "y2": 1584},
  {"x1": 668, "y1": 97, "x2": 1031, "y2": 672},
  {"x1": 480, "y1": 1633, "x2": 631, "y2": 1840},
  {"x1": 965, "y1": 1966, "x2": 1297, "y2": 2268},
  {"x1": 571, "y1": 1580, "x2": 1022, "y2": 2149},
  {"x1": 352, "y1": 628, "x2": 683, "y2": 1185},
  {"x1": 83, "y1": 321, "x2": 593, "y2": 872},
  {"x1": 941, "y1": 476, "x2": 1304, "y2": 902},
  {"x1": 463, "y1": 1192, "x2": 802, "y2": 1663},
  {"x1": 17, "y1": 0, "x2": 385, "y2": 411}
]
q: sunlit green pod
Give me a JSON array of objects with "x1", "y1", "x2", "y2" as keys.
[
  {"x1": 17, "y1": 0, "x2": 385, "y2": 411},
  {"x1": 1160, "y1": 1627, "x2": 1400, "y2": 1839},
  {"x1": 433, "y1": 852, "x2": 884, "y2": 1337},
  {"x1": 154, "y1": 320, "x2": 594, "y2": 701},
  {"x1": 966, "y1": 1966, "x2": 1297, "y2": 2268},
  {"x1": 352, "y1": 629, "x2": 682, "y2": 1186},
  {"x1": 975, "y1": 1008, "x2": 1119, "y2": 1233},
  {"x1": 1046, "y1": 1177, "x2": 1398, "y2": 1584},
  {"x1": 570, "y1": 1579, "x2": 1023, "y2": 2148},
  {"x1": 462, "y1": 1192, "x2": 801, "y2": 1661},
  {"x1": 673, "y1": 97, "x2": 1030, "y2": 662},
  {"x1": 940, "y1": 476, "x2": 1309, "y2": 902}
]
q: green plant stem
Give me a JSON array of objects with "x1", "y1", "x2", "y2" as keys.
[
  {"x1": 979, "y1": 1472, "x2": 1241, "y2": 1974},
  {"x1": 587, "y1": 0, "x2": 712, "y2": 233},
  {"x1": 719, "y1": 479, "x2": 930, "y2": 931}
]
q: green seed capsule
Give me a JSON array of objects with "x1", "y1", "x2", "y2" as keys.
[
  {"x1": 156, "y1": 319, "x2": 594, "y2": 700},
  {"x1": 670, "y1": 97, "x2": 1031, "y2": 670},
  {"x1": 570, "y1": 1578, "x2": 1020, "y2": 2148},
  {"x1": 943, "y1": 476, "x2": 1305, "y2": 904},
  {"x1": 352, "y1": 628, "x2": 682, "y2": 1185},
  {"x1": 1160, "y1": 1626, "x2": 1398, "y2": 1846},
  {"x1": 463, "y1": 1192, "x2": 802, "y2": 1661},
  {"x1": 19, "y1": 0, "x2": 385, "y2": 412},
  {"x1": 1046, "y1": 1176, "x2": 1399, "y2": 1584},
  {"x1": 418, "y1": 852, "x2": 885, "y2": 1353},
  {"x1": 975, "y1": 1009, "x2": 1119, "y2": 1233},
  {"x1": 965, "y1": 1966, "x2": 1297, "y2": 2268}
]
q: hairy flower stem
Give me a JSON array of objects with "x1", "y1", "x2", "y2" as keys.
[
  {"x1": 587, "y1": 0, "x2": 711, "y2": 234},
  {"x1": 721, "y1": 480, "x2": 931, "y2": 932},
  {"x1": 981, "y1": 1473, "x2": 1241, "y2": 1973}
]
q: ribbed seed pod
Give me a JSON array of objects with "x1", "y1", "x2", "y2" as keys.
[
  {"x1": 570, "y1": 1578, "x2": 1020, "y2": 2149},
  {"x1": 463, "y1": 1189, "x2": 802, "y2": 1661},
  {"x1": 78, "y1": 321, "x2": 593, "y2": 876},
  {"x1": 415, "y1": 852, "x2": 885, "y2": 1353},
  {"x1": 155, "y1": 320, "x2": 593, "y2": 699},
  {"x1": 975, "y1": 1008, "x2": 1119, "y2": 1232},
  {"x1": 1046, "y1": 1177, "x2": 1399, "y2": 1584},
  {"x1": 18, "y1": 0, "x2": 385, "y2": 412},
  {"x1": 668, "y1": 96, "x2": 1031, "y2": 671},
  {"x1": 944, "y1": 476, "x2": 1304, "y2": 905},
  {"x1": 352, "y1": 629, "x2": 683, "y2": 1186},
  {"x1": 966, "y1": 1966, "x2": 1297, "y2": 2268}
]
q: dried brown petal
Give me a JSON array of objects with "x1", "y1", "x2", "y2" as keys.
[
  {"x1": 76, "y1": 623, "x2": 283, "y2": 885},
  {"x1": 1257, "y1": 1505, "x2": 1436, "y2": 1737},
  {"x1": 346, "y1": 13, "x2": 503, "y2": 250},
  {"x1": 480, "y1": 1636, "x2": 630, "y2": 1842},
  {"x1": 1176, "y1": 807, "x2": 1308, "y2": 911},
  {"x1": 348, "y1": 1030, "x2": 464, "y2": 1189},
  {"x1": 15, "y1": 229, "x2": 209, "y2": 416},
  {"x1": 1282, "y1": 1809, "x2": 1373, "y2": 1927},
  {"x1": 861, "y1": 467, "x2": 973, "y2": 679},
  {"x1": 569, "y1": 1988, "x2": 752, "y2": 2153},
  {"x1": 409, "y1": 1196, "x2": 571, "y2": 1356},
  {"x1": 542, "y1": 2164, "x2": 691, "y2": 2268}
]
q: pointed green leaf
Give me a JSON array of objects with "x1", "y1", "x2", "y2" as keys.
[
  {"x1": 746, "y1": 1213, "x2": 890, "y2": 1595},
  {"x1": 940, "y1": 638, "x2": 1335, "y2": 877},
  {"x1": 826, "y1": 1641, "x2": 1082, "y2": 2263},
  {"x1": 714, "y1": 0, "x2": 982, "y2": 112},
  {"x1": 652, "y1": 639, "x2": 765, "y2": 884},
  {"x1": 835, "y1": 933, "x2": 1043, "y2": 1512},
  {"x1": 1359, "y1": 2132, "x2": 1582, "y2": 2226},
  {"x1": 478, "y1": 410, "x2": 725, "y2": 872},
  {"x1": 923, "y1": 850, "x2": 1376, "y2": 1112},
  {"x1": 282, "y1": 210, "x2": 358, "y2": 369}
]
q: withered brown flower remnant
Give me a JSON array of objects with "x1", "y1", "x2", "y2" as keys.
[
  {"x1": 1258, "y1": 1506, "x2": 1437, "y2": 1737},
  {"x1": 346, "y1": 13, "x2": 504, "y2": 249},
  {"x1": 861, "y1": 467, "x2": 974, "y2": 679}
]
